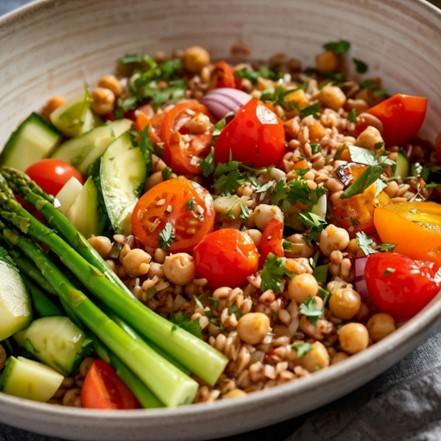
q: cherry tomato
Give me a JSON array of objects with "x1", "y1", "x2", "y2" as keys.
[
  {"x1": 131, "y1": 177, "x2": 215, "y2": 253},
  {"x1": 374, "y1": 201, "x2": 441, "y2": 264},
  {"x1": 211, "y1": 60, "x2": 237, "y2": 89},
  {"x1": 214, "y1": 98, "x2": 286, "y2": 168},
  {"x1": 260, "y1": 218, "x2": 284, "y2": 264},
  {"x1": 81, "y1": 360, "x2": 140, "y2": 410},
  {"x1": 152, "y1": 101, "x2": 213, "y2": 175},
  {"x1": 365, "y1": 252, "x2": 441, "y2": 321},
  {"x1": 25, "y1": 159, "x2": 84, "y2": 196},
  {"x1": 365, "y1": 94, "x2": 428, "y2": 146},
  {"x1": 329, "y1": 164, "x2": 390, "y2": 236},
  {"x1": 193, "y1": 228, "x2": 259, "y2": 289}
]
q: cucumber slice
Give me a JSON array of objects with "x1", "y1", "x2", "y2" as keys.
[
  {"x1": 13, "y1": 316, "x2": 91, "y2": 376},
  {"x1": 50, "y1": 91, "x2": 100, "y2": 138},
  {"x1": 0, "y1": 356, "x2": 64, "y2": 402},
  {"x1": 0, "y1": 113, "x2": 62, "y2": 171},
  {"x1": 394, "y1": 151, "x2": 410, "y2": 179},
  {"x1": 55, "y1": 176, "x2": 83, "y2": 215},
  {"x1": 0, "y1": 248, "x2": 32, "y2": 341},
  {"x1": 50, "y1": 119, "x2": 132, "y2": 175},
  {"x1": 66, "y1": 176, "x2": 108, "y2": 238},
  {"x1": 99, "y1": 132, "x2": 147, "y2": 234}
]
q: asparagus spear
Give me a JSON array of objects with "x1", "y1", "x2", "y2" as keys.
[
  {"x1": 21, "y1": 274, "x2": 62, "y2": 317},
  {"x1": 0, "y1": 221, "x2": 198, "y2": 407},
  {"x1": 0, "y1": 177, "x2": 228, "y2": 386}
]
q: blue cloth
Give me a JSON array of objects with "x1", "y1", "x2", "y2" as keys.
[{"x1": 0, "y1": 1, "x2": 440, "y2": 440}]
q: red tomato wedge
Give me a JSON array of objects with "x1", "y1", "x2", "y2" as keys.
[
  {"x1": 365, "y1": 94, "x2": 428, "y2": 146},
  {"x1": 131, "y1": 177, "x2": 215, "y2": 253},
  {"x1": 25, "y1": 159, "x2": 83, "y2": 196},
  {"x1": 193, "y1": 228, "x2": 259, "y2": 289},
  {"x1": 214, "y1": 98, "x2": 286, "y2": 168},
  {"x1": 153, "y1": 101, "x2": 213, "y2": 175},
  {"x1": 81, "y1": 360, "x2": 140, "y2": 410},
  {"x1": 260, "y1": 218, "x2": 284, "y2": 264},
  {"x1": 365, "y1": 252, "x2": 441, "y2": 321}
]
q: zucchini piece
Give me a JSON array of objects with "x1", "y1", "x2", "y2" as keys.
[
  {"x1": 0, "y1": 113, "x2": 62, "y2": 171},
  {"x1": 50, "y1": 90, "x2": 100, "y2": 138},
  {"x1": 394, "y1": 151, "x2": 410, "y2": 179},
  {"x1": 50, "y1": 118, "x2": 132, "y2": 175},
  {"x1": 66, "y1": 176, "x2": 108, "y2": 238},
  {"x1": 0, "y1": 248, "x2": 32, "y2": 341},
  {"x1": 99, "y1": 132, "x2": 147, "y2": 234},
  {"x1": 13, "y1": 316, "x2": 91, "y2": 376},
  {"x1": 0, "y1": 356, "x2": 64, "y2": 402},
  {"x1": 55, "y1": 176, "x2": 83, "y2": 215}
]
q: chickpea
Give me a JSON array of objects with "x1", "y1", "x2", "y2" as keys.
[
  {"x1": 98, "y1": 74, "x2": 123, "y2": 97},
  {"x1": 355, "y1": 126, "x2": 384, "y2": 150},
  {"x1": 183, "y1": 45, "x2": 210, "y2": 73},
  {"x1": 319, "y1": 86, "x2": 346, "y2": 111},
  {"x1": 88, "y1": 236, "x2": 112, "y2": 258},
  {"x1": 329, "y1": 287, "x2": 361, "y2": 320},
  {"x1": 237, "y1": 312, "x2": 270, "y2": 345},
  {"x1": 288, "y1": 273, "x2": 318, "y2": 304},
  {"x1": 163, "y1": 253, "x2": 195, "y2": 286},
  {"x1": 90, "y1": 87, "x2": 115, "y2": 115},
  {"x1": 245, "y1": 229, "x2": 262, "y2": 248},
  {"x1": 315, "y1": 50, "x2": 339, "y2": 73},
  {"x1": 251, "y1": 204, "x2": 284, "y2": 231},
  {"x1": 121, "y1": 248, "x2": 152, "y2": 277},
  {"x1": 367, "y1": 313, "x2": 396, "y2": 342},
  {"x1": 319, "y1": 224, "x2": 350, "y2": 257},
  {"x1": 223, "y1": 388, "x2": 247, "y2": 399},
  {"x1": 40, "y1": 96, "x2": 67, "y2": 119},
  {"x1": 63, "y1": 388, "x2": 82, "y2": 407},
  {"x1": 338, "y1": 322, "x2": 369, "y2": 354},
  {"x1": 298, "y1": 341, "x2": 330, "y2": 373},
  {"x1": 78, "y1": 357, "x2": 95, "y2": 378},
  {"x1": 331, "y1": 351, "x2": 349, "y2": 365},
  {"x1": 185, "y1": 113, "x2": 212, "y2": 134}
]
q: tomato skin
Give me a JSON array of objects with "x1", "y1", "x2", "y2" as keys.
[
  {"x1": 25, "y1": 159, "x2": 84, "y2": 196},
  {"x1": 212, "y1": 61, "x2": 237, "y2": 89},
  {"x1": 193, "y1": 229, "x2": 259, "y2": 289},
  {"x1": 365, "y1": 94, "x2": 428, "y2": 146},
  {"x1": 365, "y1": 252, "x2": 441, "y2": 321},
  {"x1": 81, "y1": 360, "x2": 140, "y2": 410},
  {"x1": 131, "y1": 177, "x2": 215, "y2": 253},
  {"x1": 260, "y1": 218, "x2": 284, "y2": 264},
  {"x1": 374, "y1": 201, "x2": 441, "y2": 264},
  {"x1": 214, "y1": 99, "x2": 286, "y2": 168}
]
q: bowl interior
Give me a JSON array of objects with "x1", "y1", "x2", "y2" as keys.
[{"x1": 0, "y1": 0, "x2": 441, "y2": 440}]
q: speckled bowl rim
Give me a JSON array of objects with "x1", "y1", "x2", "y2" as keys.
[{"x1": 0, "y1": 0, "x2": 440, "y2": 439}]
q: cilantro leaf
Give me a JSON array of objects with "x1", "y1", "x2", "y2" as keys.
[
  {"x1": 299, "y1": 102, "x2": 320, "y2": 119},
  {"x1": 201, "y1": 148, "x2": 215, "y2": 177},
  {"x1": 313, "y1": 264, "x2": 329, "y2": 284},
  {"x1": 170, "y1": 312, "x2": 202, "y2": 339},
  {"x1": 214, "y1": 160, "x2": 245, "y2": 195},
  {"x1": 260, "y1": 254, "x2": 294, "y2": 293},
  {"x1": 376, "y1": 242, "x2": 397, "y2": 252},
  {"x1": 340, "y1": 164, "x2": 384, "y2": 199},
  {"x1": 158, "y1": 222, "x2": 175, "y2": 250},
  {"x1": 348, "y1": 108, "x2": 357, "y2": 124},
  {"x1": 234, "y1": 66, "x2": 279, "y2": 85},
  {"x1": 298, "y1": 212, "x2": 327, "y2": 243},
  {"x1": 323, "y1": 39, "x2": 351, "y2": 55},
  {"x1": 185, "y1": 197, "x2": 195, "y2": 210},
  {"x1": 355, "y1": 231, "x2": 377, "y2": 255},
  {"x1": 292, "y1": 342, "x2": 312, "y2": 358},
  {"x1": 299, "y1": 296, "x2": 323, "y2": 326},
  {"x1": 353, "y1": 58, "x2": 368, "y2": 74}
]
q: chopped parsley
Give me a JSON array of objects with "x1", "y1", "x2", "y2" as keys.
[
  {"x1": 353, "y1": 58, "x2": 368, "y2": 74},
  {"x1": 323, "y1": 39, "x2": 351, "y2": 55},
  {"x1": 359, "y1": 79, "x2": 386, "y2": 97},
  {"x1": 234, "y1": 65, "x2": 279, "y2": 85},
  {"x1": 170, "y1": 312, "x2": 202, "y2": 339},
  {"x1": 213, "y1": 160, "x2": 245, "y2": 195},
  {"x1": 348, "y1": 108, "x2": 358, "y2": 124},
  {"x1": 292, "y1": 342, "x2": 312, "y2": 358},
  {"x1": 299, "y1": 296, "x2": 323, "y2": 326},
  {"x1": 185, "y1": 197, "x2": 195, "y2": 210},
  {"x1": 158, "y1": 222, "x2": 175, "y2": 250},
  {"x1": 239, "y1": 201, "x2": 250, "y2": 220},
  {"x1": 201, "y1": 148, "x2": 216, "y2": 177},
  {"x1": 162, "y1": 166, "x2": 173, "y2": 180},
  {"x1": 260, "y1": 253, "x2": 294, "y2": 293},
  {"x1": 299, "y1": 102, "x2": 320, "y2": 119},
  {"x1": 356, "y1": 231, "x2": 396, "y2": 255},
  {"x1": 313, "y1": 264, "x2": 329, "y2": 284},
  {"x1": 260, "y1": 84, "x2": 305, "y2": 110},
  {"x1": 298, "y1": 212, "x2": 327, "y2": 243},
  {"x1": 384, "y1": 267, "x2": 396, "y2": 276}
]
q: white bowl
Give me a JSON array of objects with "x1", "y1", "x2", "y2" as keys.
[{"x1": 1, "y1": 0, "x2": 441, "y2": 439}]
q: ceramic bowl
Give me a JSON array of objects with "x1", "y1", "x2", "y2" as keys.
[{"x1": 0, "y1": 0, "x2": 441, "y2": 439}]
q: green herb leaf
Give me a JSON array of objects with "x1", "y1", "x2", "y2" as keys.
[
  {"x1": 162, "y1": 167, "x2": 173, "y2": 180},
  {"x1": 348, "y1": 108, "x2": 358, "y2": 124},
  {"x1": 299, "y1": 296, "x2": 323, "y2": 326},
  {"x1": 340, "y1": 164, "x2": 384, "y2": 199},
  {"x1": 299, "y1": 212, "x2": 327, "y2": 243},
  {"x1": 170, "y1": 312, "x2": 202, "y2": 339},
  {"x1": 376, "y1": 242, "x2": 396, "y2": 252},
  {"x1": 239, "y1": 202, "x2": 250, "y2": 220},
  {"x1": 355, "y1": 231, "x2": 378, "y2": 255},
  {"x1": 292, "y1": 342, "x2": 312, "y2": 358},
  {"x1": 313, "y1": 264, "x2": 329, "y2": 284},
  {"x1": 323, "y1": 39, "x2": 351, "y2": 55},
  {"x1": 353, "y1": 58, "x2": 368, "y2": 74},
  {"x1": 201, "y1": 148, "x2": 215, "y2": 177},
  {"x1": 384, "y1": 267, "x2": 396, "y2": 276},
  {"x1": 260, "y1": 254, "x2": 294, "y2": 293},
  {"x1": 299, "y1": 102, "x2": 320, "y2": 119},
  {"x1": 234, "y1": 66, "x2": 279, "y2": 85},
  {"x1": 138, "y1": 126, "x2": 154, "y2": 175},
  {"x1": 185, "y1": 197, "x2": 195, "y2": 210},
  {"x1": 158, "y1": 222, "x2": 175, "y2": 250},
  {"x1": 214, "y1": 160, "x2": 245, "y2": 195}
]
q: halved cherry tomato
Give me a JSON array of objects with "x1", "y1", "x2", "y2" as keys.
[
  {"x1": 25, "y1": 159, "x2": 84, "y2": 196},
  {"x1": 364, "y1": 94, "x2": 428, "y2": 146},
  {"x1": 365, "y1": 252, "x2": 441, "y2": 321},
  {"x1": 211, "y1": 60, "x2": 237, "y2": 89},
  {"x1": 330, "y1": 164, "x2": 390, "y2": 236},
  {"x1": 193, "y1": 228, "x2": 259, "y2": 289},
  {"x1": 81, "y1": 360, "x2": 140, "y2": 410},
  {"x1": 214, "y1": 98, "x2": 286, "y2": 168},
  {"x1": 260, "y1": 218, "x2": 284, "y2": 264},
  {"x1": 374, "y1": 201, "x2": 441, "y2": 264},
  {"x1": 157, "y1": 101, "x2": 213, "y2": 175},
  {"x1": 131, "y1": 177, "x2": 215, "y2": 252}
]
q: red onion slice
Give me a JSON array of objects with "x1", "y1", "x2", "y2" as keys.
[
  {"x1": 354, "y1": 255, "x2": 369, "y2": 300},
  {"x1": 202, "y1": 88, "x2": 252, "y2": 120}
]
